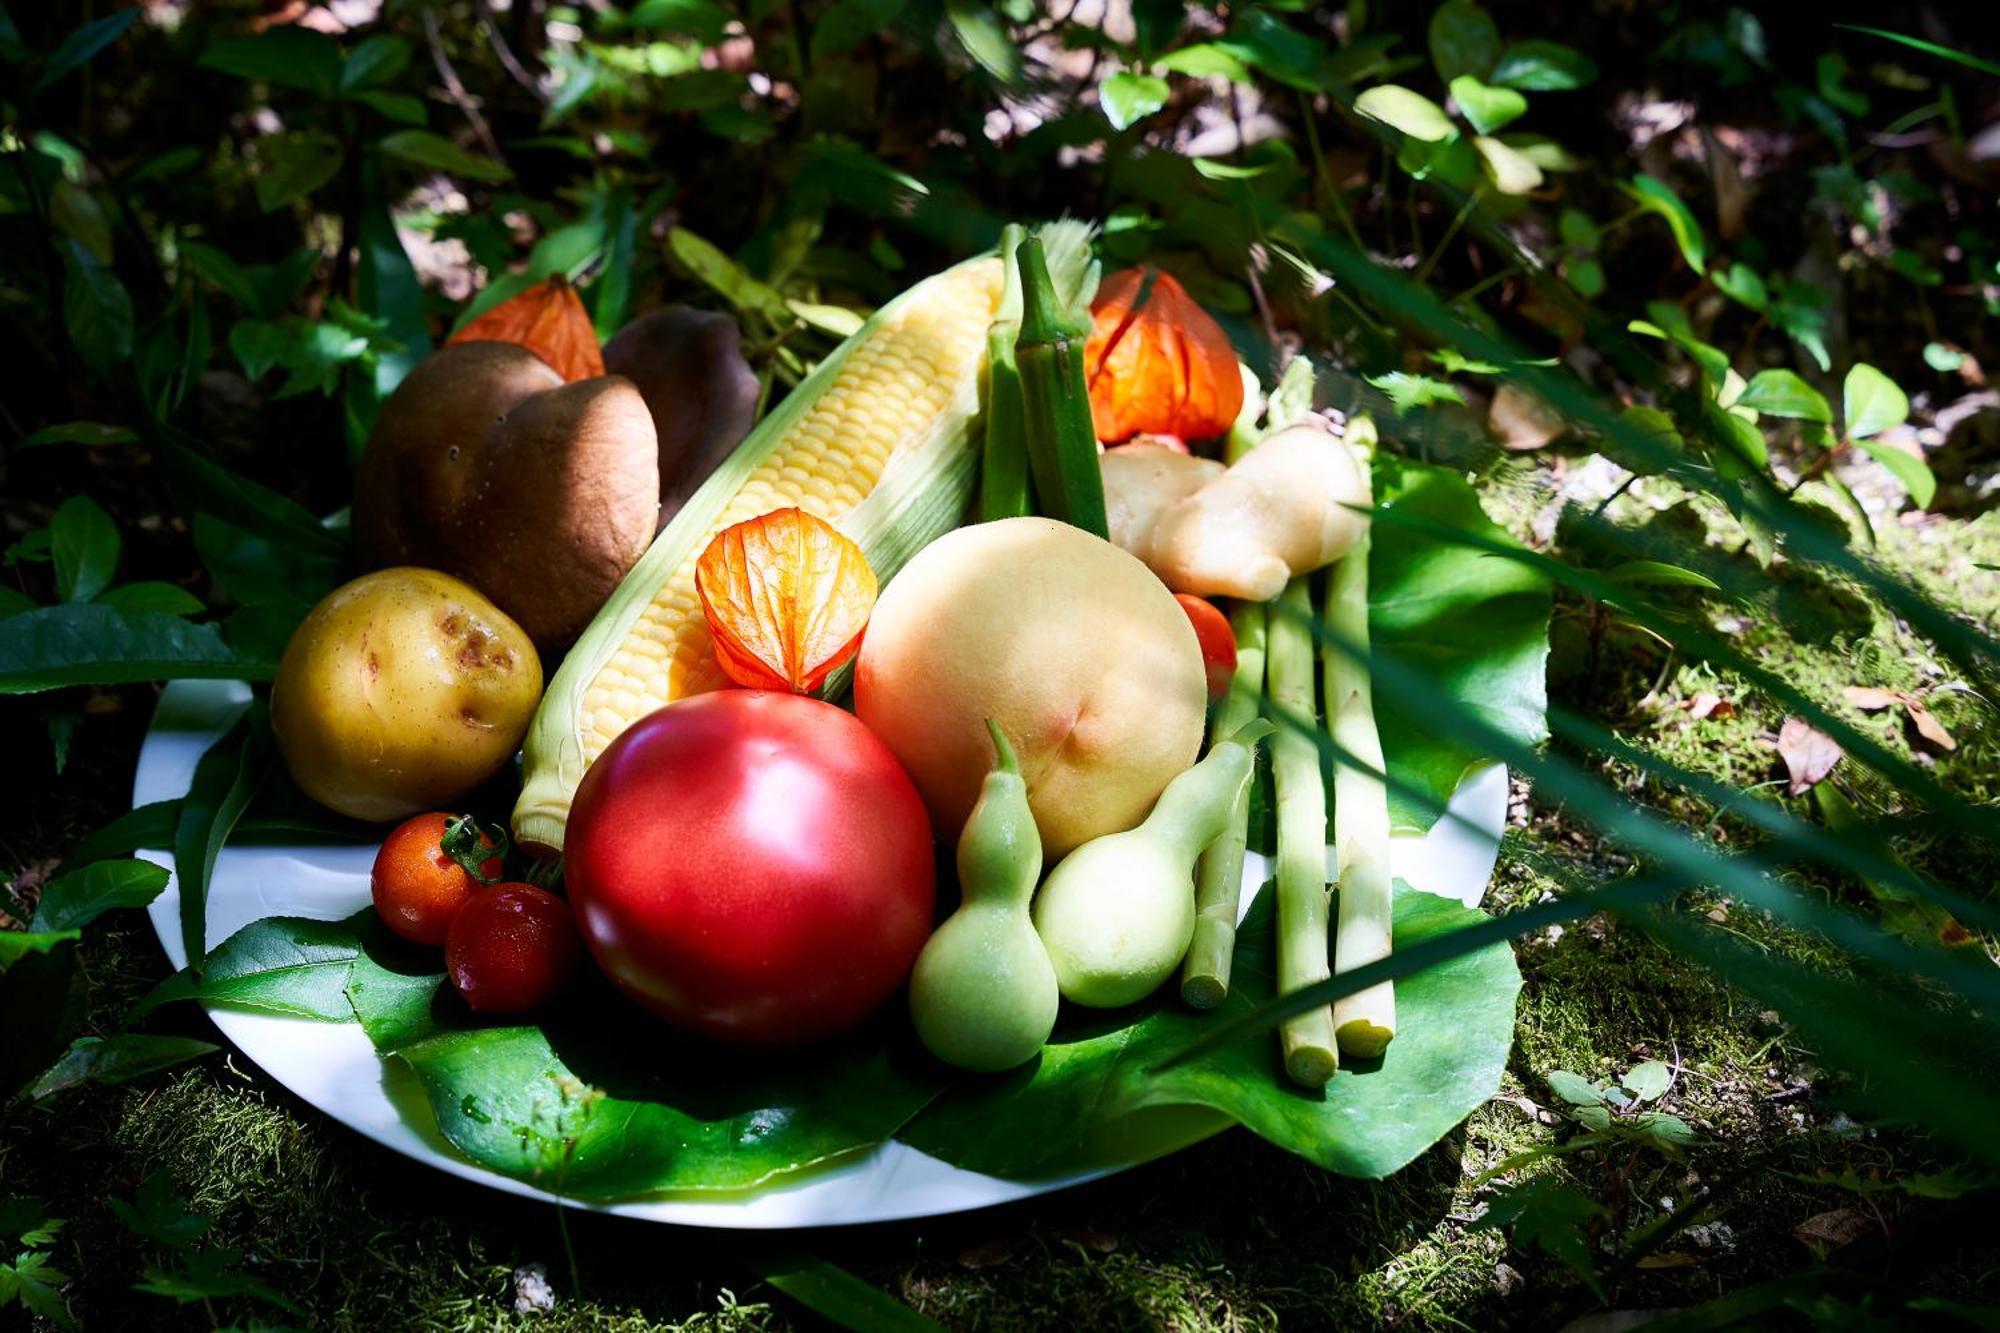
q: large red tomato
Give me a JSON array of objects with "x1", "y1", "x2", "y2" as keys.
[{"x1": 565, "y1": 690, "x2": 936, "y2": 1044}]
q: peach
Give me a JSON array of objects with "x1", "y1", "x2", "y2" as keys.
[{"x1": 854, "y1": 517, "x2": 1206, "y2": 859}]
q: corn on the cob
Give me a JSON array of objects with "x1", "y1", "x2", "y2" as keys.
[{"x1": 513, "y1": 223, "x2": 1097, "y2": 854}]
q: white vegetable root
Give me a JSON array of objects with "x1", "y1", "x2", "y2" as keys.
[{"x1": 1099, "y1": 424, "x2": 1371, "y2": 603}]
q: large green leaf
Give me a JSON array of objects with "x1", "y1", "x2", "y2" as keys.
[
  {"x1": 173, "y1": 704, "x2": 274, "y2": 971},
  {"x1": 898, "y1": 885, "x2": 1519, "y2": 1179},
  {"x1": 1428, "y1": 0, "x2": 1500, "y2": 82},
  {"x1": 133, "y1": 912, "x2": 366, "y2": 1020},
  {"x1": 29, "y1": 859, "x2": 168, "y2": 932},
  {"x1": 0, "y1": 604, "x2": 275, "y2": 694},
  {"x1": 388, "y1": 1006, "x2": 950, "y2": 1200},
  {"x1": 1369, "y1": 458, "x2": 1551, "y2": 832},
  {"x1": 30, "y1": 1034, "x2": 218, "y2": 1098}
]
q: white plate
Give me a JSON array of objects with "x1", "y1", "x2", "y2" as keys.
[{"x1": 139, "y1": 679, "x2": 1505, "y2": 1228}]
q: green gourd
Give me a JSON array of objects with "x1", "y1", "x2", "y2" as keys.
[
  {"x1": 908, "y1": 720, "x2": 1059, "y2": 1072},
  {"x1": 1033, "y1": 718, "x2": 1274, "y2": 1008}
]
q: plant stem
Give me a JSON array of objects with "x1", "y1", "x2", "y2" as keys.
[
  {"x1": 1324, "y1": 424, "x2": 1394, "y2": 1057},
  {"x1": 1416, "y1": 188, "x2": 1482, "y2": 285},
  {"x1": 1182, "y1": 600, "x2": 1269, "y2": 1008},
  {"x1": 979, "y1": 224, "x2": 1030, "y2": 521},
  {"x1": 1269, "y1": 576, "x2": 1337, "y2": 1086},
  {"x1": 1014, "y1": 234, "x2": 1108, "y2": 537}
]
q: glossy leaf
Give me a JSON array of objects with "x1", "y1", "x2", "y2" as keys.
[
  {"x1": 1621, "y1": 174, "x2": 1707, "y2": 272},
  {"x1": 899, "y1": 886, "x2": 1519, "y2": 1179},
  {"x1": 1449, "y1": 75, "x2": 1526, "y2": 135},
  {"x1": 1428, "y1": 0, "x2": 1500, "y2": 82},
  {"x1": 134, "y1": 912, "x2": 366, "y2": 1021},
  {"x1": 378, "y1": 129, "x2": 510, "y2": 184},
  {"x1": 1490, "y1": 39, "x2": 1598, "y2": 90},
  {"x1": 1856, "y1": 440, "x2": 1936, "y2": 509},
  {"x1": 97, "y1": 581, "x2": 206, "y2": 616},
  {"x1": 50, "y1": 496, "x2": 118, "y2": 604},
  {"x1": 30, "y1": 1035, "x2": 218, "y2": 1099},
  {"x1": 29, "y1": 859, "x2": 168, "y2": 932},
  {"x1": 0, "y1": 604, "x2": 275, "y2": 694},
  {"x1": 390, "y1": 1013, "x2": 947, "y2": 1200},
  {"x1": 1354, "y1": 85, "x2": 1456, "y2": 142},
  {"x1": 35, "y1": 9, "x2": 139, "y2": 91},
  {"x1": 1605, "y1": 560, "x2": 1722, "y2": 591},
  {"x1": 1842, "y1": 362, "x2": 1908, "y2": 440},
  {"x1": 254, "y1": 133, "x2": 344, "y2": 213},
  {"x1": 201, "y1": 27, "x2": 341, "y2": 95},
  {"x1": 1736, "y1": 369, "x2": 1831, "y2": 423},
  {"x1": 172, "y1": 703, "x2": 274, "y2": 972},
  {"x1": 1101, "y1": 71, "x2": 1170, "y2": 130},
  {"x1": 1473, "y1": 135, "x2": 1543, "y2": 194},
  {"x1": 1368, "y1": 458, "x2": 1552, "y2": 832}
]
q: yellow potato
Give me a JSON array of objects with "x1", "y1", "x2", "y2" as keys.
[
  {"x1": 271, "y1": 568, "x2": 543, "y2": 821},
  {"x1": 855, "y1": 517, "x2": 1206, "y2": 859}
]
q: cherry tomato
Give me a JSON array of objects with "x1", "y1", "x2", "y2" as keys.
[
  {"x1": 371, "y1": 813, "x2": 502, "y2": 946},
  {"x1": 565, "y1": 691, "x2": 935, "y2": 1045},
  {"x1": 445, "y1": 884, "x2": 582, "y2": 1013},
  {"x1": 1175, "y1": 593, "x2": 1238, "y2": 702}
]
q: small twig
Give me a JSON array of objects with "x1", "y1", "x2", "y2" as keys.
[
  {"x1": 1415, "y1": 187, "x2": 1482, "y2": 285},
  {"x1": 476, "y1": 0, "x2": 544, "y2": 102},
  {"x1": 423, "y1": 7, "x2": 506, "y2": 165},
  {"x1": 1590, "y1": 473, "x2": 1640, "y2": 521},
  {"x1": 1245, "y1": 249, "x2": 1279, "y2": 351}
]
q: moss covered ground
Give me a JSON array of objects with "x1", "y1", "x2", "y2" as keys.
[{"x1": 3, "y1": 474, "x2": 1996, "y2": 1331}]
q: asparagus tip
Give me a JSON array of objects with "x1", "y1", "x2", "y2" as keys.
[
  {"x1": 1335, "y1": 1018, "x2": 1395, "y2": 1061},
  {"x1": 1181, "y1": 975, "x2": 1227, "y2": 1010},
  {"x1": 1284, "y1": 1044, "x2": 1337, "y2": 1089}
]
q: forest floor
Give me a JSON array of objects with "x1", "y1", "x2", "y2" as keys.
[{"x1": 4, "y1": 447, "x2": 1994, "y2": 1332}]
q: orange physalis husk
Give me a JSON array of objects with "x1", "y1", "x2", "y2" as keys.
[
  {"x1": 447, "y1": 276, "x2": 606, "y2": 383},
  {"x1": 1083, "y1": 266, "x2": 1245, "y2": 447},
  {"x1": 695, "y1": 507, "x2": 879, "y2": 694}
]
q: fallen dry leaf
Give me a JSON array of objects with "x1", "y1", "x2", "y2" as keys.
[
  {"x1": 1051, "y1": 1228, "x2": 1120, "y2": 1254},
  {"x1": 1843, "y1": 686, "x2": 1902, "y2": 711},
  {"x1": 1842, "y1": 686, "x2": 1957, "y2": 752},
  {"x1": 1637, "y1": 1251, "x2": 1702, "y2": 1270},
  {"x1": 1684, "y1": 692, "x2": 1734, "y2": 721},
  {"x1": 957, "y1": 1235, "x2": 1027, "y2": 1269},
  {"x1": 1776, "y1": 717, "x2": 1842, "y2": 795},
  {"x1": 1489, "y1": 382, "x2": 1566, "y2": 451},
  {"x1": 1793, "y1": 1208, "x2": 1873, "y2": 1251},
  {"x1": 1902, "y1": 696, "x2": 1958, "y2": 753}
]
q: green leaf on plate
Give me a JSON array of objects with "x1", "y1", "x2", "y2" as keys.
[
  {"x1": 345, "y1": 924, "x2": 449, "y2": 1052},
  {"x1": 1843, "y1": 362, "x2": 1908, "y2": 440},
  {"x1": 51, "y1": 496, "x2": 119, "y2": 604},
  {"x1": 1370, "y1": 458, "x2": 1552, "y2": 832},
  {"x1": 134, "y1": 911, "x2": 367, "y2": 1020},
  {"x1": 1855, "y1": 440, "x2": 1936, "y2": 509},
  {"x1": 0, "y1": 604, "x2": 276, "y2": 695},
  {"x1": 389, "y1": 1007, "x2": 949, "y2": 1199},
  {"x1": 1449, "y1": 75, "x2": 1526, "y2": 135},
  {"x1": 172, "y1": 703, "x2": 275, "y2": 972},
  {"x1": 30, "y1": 1034, "x2": 219, "y2": 1098},
  {"x1": 1101, "y1": 70, "x2": 1170, "y2": 131},
  {"x1": 378, "y1": 129, "x2": 510, "y2": 183},
  {"x1": 899, "y1": 885, "x2": 1520, "y2": 1179},
  {"x1": 29, "y1": 858, "x2": 169, "y2": 932},
  {"x1": 1490, "y1": 39, "x2": 1598, "y2": 90},
  {"x1": 1736, "y1": 369, "x2": 1831, "y2": 423},
  {"x1": 1621, "y1": 174, "x2": 1707, "y2": 272},
  {"x1": 254, "y1": 132, "x2": 344, "y2": 212},
  {"x1": 1428, "y1": 0, "x2": 1500, "y2": 81},
  {"x1": 1354, "y1": 85, "x2": 1456, "y2": 143}
]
